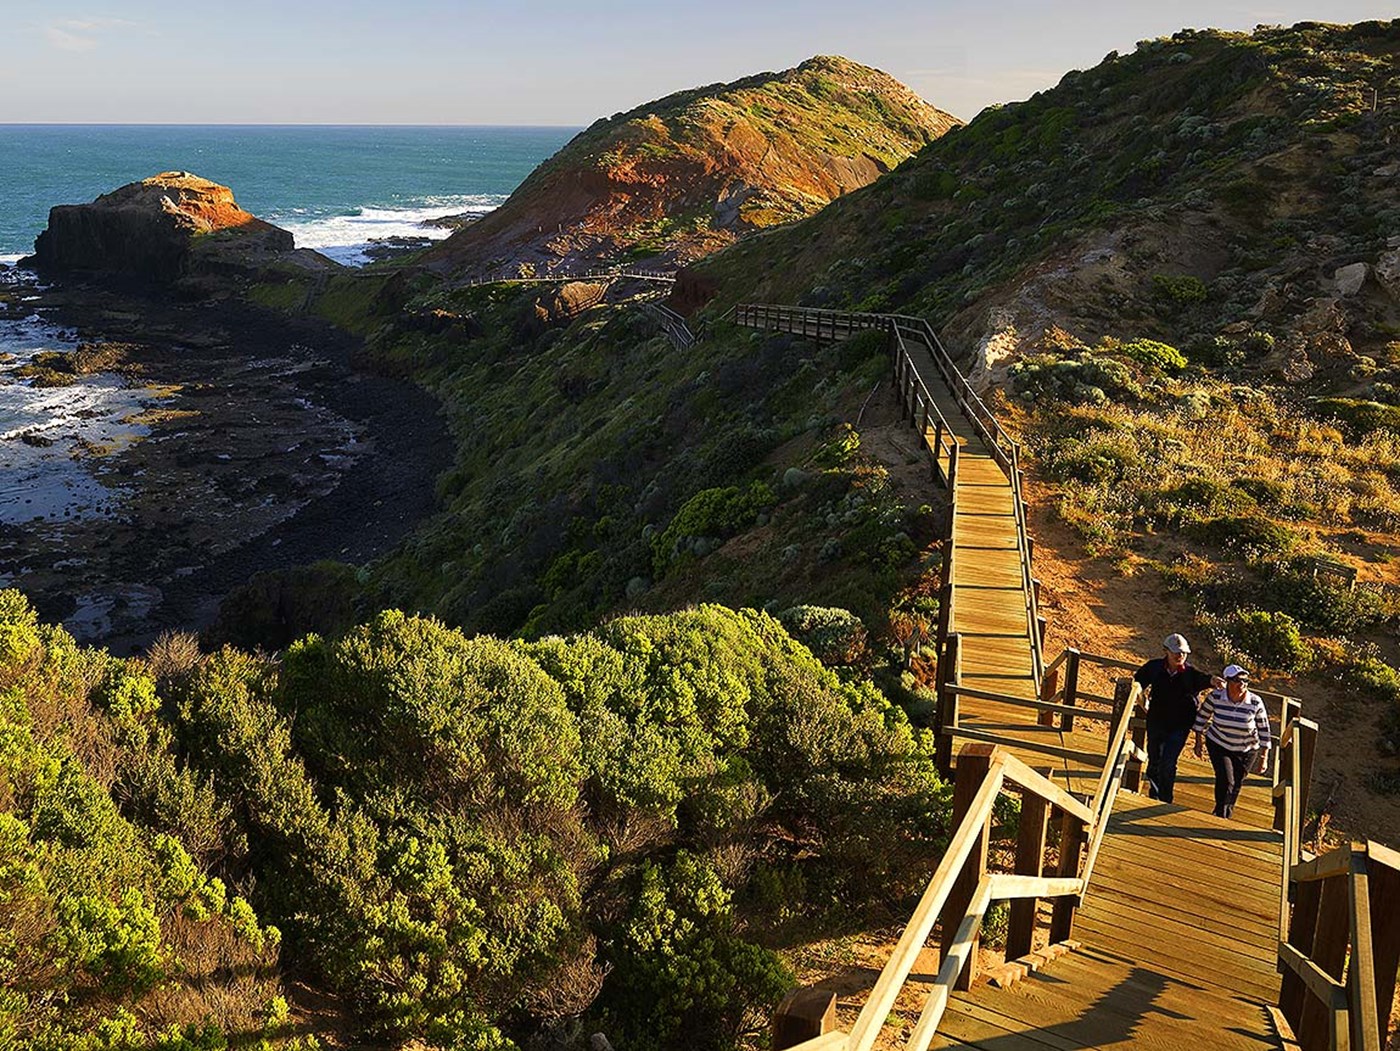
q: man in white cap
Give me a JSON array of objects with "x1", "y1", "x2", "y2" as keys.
[
  {"x1": 1193, "y1": 665, "x2": 1270, "y2": 819},
  {"x1": 1133, "y1": 633, "x2": 1218, "y2": 803}
]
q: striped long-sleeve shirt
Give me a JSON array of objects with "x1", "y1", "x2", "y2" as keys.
[{"x1": 1194, "y1": 687, "x2": 1271, "y2": 754}]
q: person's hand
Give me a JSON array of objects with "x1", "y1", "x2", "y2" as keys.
[
  {"x1": 1256, "y1": 754, "x2": 1269, "y2": 775},
  {"x1": 1210, "y1": 675, "x2": 1225, "y2": 689},
  {"x1": 1193, "y1": 739, "x2": 1203, "y2": 759}
]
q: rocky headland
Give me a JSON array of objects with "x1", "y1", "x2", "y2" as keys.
[
  {"x1": 424, "y1": 55, "x2": 959, "y2": 276},
  {"x1": 6, "y1": 174, "x2": 451, "y2": 649},
  {"x1": 27, "y1": 171, "x2": 334, "y2": 285}
]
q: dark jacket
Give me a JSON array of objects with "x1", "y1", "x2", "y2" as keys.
[{"x1": 1134, "y1": 657, "x2": 1213, "y2": 732}]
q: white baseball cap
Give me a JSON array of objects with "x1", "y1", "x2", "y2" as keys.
[
  {"x1": 1222, "y1": 664, "x2": 1251, "y2": 681},
  {"x1": 1163, "y1": 633, "x2": 1191, "y2": 654}
]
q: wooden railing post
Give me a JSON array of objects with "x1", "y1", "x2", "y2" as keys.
[
  {"x1": 1059, "y1": 648, "x2": 1081, "y2": 731},
  {"x1": 1281, "y1": 871, "x2": 1326, "y2": 1034},
  {"x1": 1367, "y1": 845, "x2": 1400, "y2": 1040},
  {"x1": 935, "y1": 633, "x2": 962, "y2": 776},
  {"x1": 1007, "y1": 768, "x2": 1052, "y2": 960},
  {"x1": 944, "y1": 744, "x2": 994, "y2": 990},
  {"x1": 772, "y1": 988, "x2": 836, "y2": 1050},
  {"x1": 1275, "y1": 725, "x2": 1294, "y2": 835},
  {"x1": 1348, "y1": 849, "x2": 1380, "y2": 1051},
  {"x1": 1120, "y1": 679, "x2": 1146, "y2": 793},
  {"x1": 1049, "y1": 808, "x2": 1086, "y2": 943},
  {"x1": 1298, "y1": 720, "x2": 1318, "y2": 838},
  {"x1": 1297, "y1": 874, "x2": 1352, "y2": 1050},
  {"x1": 1038, "y1": 666, "x2": 1061, "y2": 730}
]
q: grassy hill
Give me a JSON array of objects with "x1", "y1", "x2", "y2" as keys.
[
  {"x1": 337, "y1": 20, "x2": 1400, "y2": 821},
  {"x1": 252, "y1": 26, "x2": 1400, "y2": 766},
  {"x1": 423, "y1": 55, "x2": 958, "y2": 274},
  {"x1": 687, "y1": 19, "x2": 1400, "y2": 821}
]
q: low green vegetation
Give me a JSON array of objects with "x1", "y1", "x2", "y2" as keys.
[
  {"x1": 0, "y1": 592, "x2": 949, "y2": 1049},
  {"x1": 0, "y1": 593, "x2": 296, "y2": 1050}
]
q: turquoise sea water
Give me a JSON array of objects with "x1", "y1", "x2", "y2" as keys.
[{"x1": 0, "y1": 125, "x2": 577, "y2": 265}]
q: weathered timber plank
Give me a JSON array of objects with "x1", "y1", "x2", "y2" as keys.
[
  {"x1": 953, "y1": 559, "x2": 1025, "y2": 588},
  {"x1": 1089, "y1": 855, "x2": 1280, "y2": 913},
  {"x1": 1070, "y1": 916, "x2": 1281, "y2": 1001},
  {"x1": 1092, "y1": 834, "x2": 1281, "y2": 885},
  {"x1": 1079, "y1": 881, "x2": 1279, "y2": 944}
]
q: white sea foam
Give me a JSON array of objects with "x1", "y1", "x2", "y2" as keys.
[
  {"x1": 0, "y1": 313, "x2": 150, "y2": 525},
  {"x1": 0, "y1": 254, "x2": 25, "y2": 267},
  {"x1": 275, "y1": 195, "x2": 506, "y2": 266}
]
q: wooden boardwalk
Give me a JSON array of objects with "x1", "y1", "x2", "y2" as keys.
[
  {"x1": 895, "y1": 320, "x2": 1289, "y2": 1050},
  {"x1": 733, "y1": 303, "x2": 1392, "y2": 1051},
  {"x1": 937, "y1": 788, "x2": 1284, "y2": 1050}
]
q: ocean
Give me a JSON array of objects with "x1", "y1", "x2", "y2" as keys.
[
  {"x1": 0, "y1": 125, "x2": 576, "y2": 527},
  {"x1": 0, "y1": 124, "x2": 577, "y2": 266}
]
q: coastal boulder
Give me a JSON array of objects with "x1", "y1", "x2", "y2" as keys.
[{"x1": 30, "y1": 171, "x2": 298, "y2": 283}]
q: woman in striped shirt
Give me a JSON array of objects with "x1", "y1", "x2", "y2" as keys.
[{"x1": 1192, "y1": 665, "x2": 1270, "y2": 819}]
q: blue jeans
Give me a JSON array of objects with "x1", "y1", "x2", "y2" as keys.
[{"x1": 1145, "y1": 724, "x2": 1191, "y2": 803}]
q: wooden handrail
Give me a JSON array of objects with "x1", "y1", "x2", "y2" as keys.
[
  {"x1": 1273, "y1": 718, "x2": 1395, "y2": 1051},
  {"x1": 735, "y1": 302, "x2": 1042, "y2": 692},
  {"x1": 1074, "y1": 651, "x2": 1142, "y2": 672},
  {"x1": 844, "y1": 751, "x2": 1009, "y2": 1051},
  {"x1": 1074, "y1": 682, "x2": 1143, "y2": 901},
  {"x1": 943, "y1": 684, "x2": 1116, "y2": 723},
  {"x1": 987, "y1": 873, "x2": 1084, "y2": 899},
  {"x1": 939, "y1": 725, "x2": 1108, "y2": 766},
  {"x1": 1000, "y1": 753, "x2": 1095, "y2": 824}
]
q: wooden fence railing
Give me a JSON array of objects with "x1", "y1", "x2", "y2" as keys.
[
  {"x1": 641, "y1": 301, "x2": 697, "y2": 349},
  {"x1": 462, "y1": 265, "x2": 677, "y2": 286},
  {"x1": 1274, "y1": 710, "x2": 1400, "y2": 1051},
  {"x1": 732, "y1": 303, "x2": 1044, "y2": 687},
  {"x1": 775, "y1": 684, "x2": 1146, "y2": 1051}
]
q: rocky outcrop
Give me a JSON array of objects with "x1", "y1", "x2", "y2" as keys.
[
  {"x1": 30, "y1": 171, "x2": 301, "y2": 283},
  {"x1": 426, "y1": 56, "x2": 959, "y2": 277}
]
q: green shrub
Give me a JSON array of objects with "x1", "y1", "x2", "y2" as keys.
[
  {"x1": 1152, "y1": 273, "x2": 1208, "y2": 305},
  {"x1": 1230, "y1": 477, "x2": 1285, "y2": 506},
  {"x1": 1213, "y1": 610, "x2": 1313, "y2": 672},
  {"x1": 810, "y1": 423, "x2": 862, "y2": 468},
  {"x1": 1185, "y1": 330, "x2": 1275, "y2": 368},
  {"x1": 1191, "y1": 515, "x2": 1298, "y2": 561},
  {"x1": 1273, "y1": 573, "x2": 1392, "y2": 634},
  {"x1": 1351, "y1": 656, "x2": 1400, "y2": 750},
  {"x1": 1314, "y1": 397, "x2": 1400, "y2": 437},
  {"x1": 600, "y1": 853, "x2": 792, "y2": 1051},
  {"x1": 652, "y1": 481, "x2": 776, "y2": 576},
  {"x1": 0, "y1": 588, "x2": 41, "y2": 668},
  {"x1": 1010, "y1": 354, "x2": 1143, "y2": 404},
  {"x1": 57, "y1": 888, "x2": 166, "y2": 996},
  {"x1": 777, "y1": 605, "x2": 869, "y2": 666},
  {"x1": 1117, "y1": 338, "x2": 1187, "y2": 372},
  {"x1": 1141, "y1": 477, "x2": 1252, "y2": 528},
  {"x1": 1042, "y1": 431, "x2": 1141, "y2": 483}
]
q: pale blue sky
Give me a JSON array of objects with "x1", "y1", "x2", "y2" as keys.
[{"x1": 0, "y1": 1, "x2": 1393, "y2": 124}]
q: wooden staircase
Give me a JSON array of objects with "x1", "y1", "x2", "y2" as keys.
[{"x1": 733, "y1": 303, "x2": 1400, "y2": 1051}]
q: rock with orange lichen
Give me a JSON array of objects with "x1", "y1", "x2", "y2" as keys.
[{"x1": 30, "y1": 171, "x2": 305, "y2": 283}]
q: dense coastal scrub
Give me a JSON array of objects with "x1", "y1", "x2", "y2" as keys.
[{"x1": 0, "y1": 591, "x2": 948, "y2": 1048}]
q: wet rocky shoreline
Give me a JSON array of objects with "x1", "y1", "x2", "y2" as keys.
[{"x1": 2, "y1": 271, "x2": 454, "y2": 653}]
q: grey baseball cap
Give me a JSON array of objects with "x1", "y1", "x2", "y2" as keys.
[{"x1": 1163, "y1": 633, "x2": 1191, "y2": 654}]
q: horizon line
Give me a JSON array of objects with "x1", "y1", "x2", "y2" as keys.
[{"x1": 0, "y1": 122, "x2": 585, "y2": 129}]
